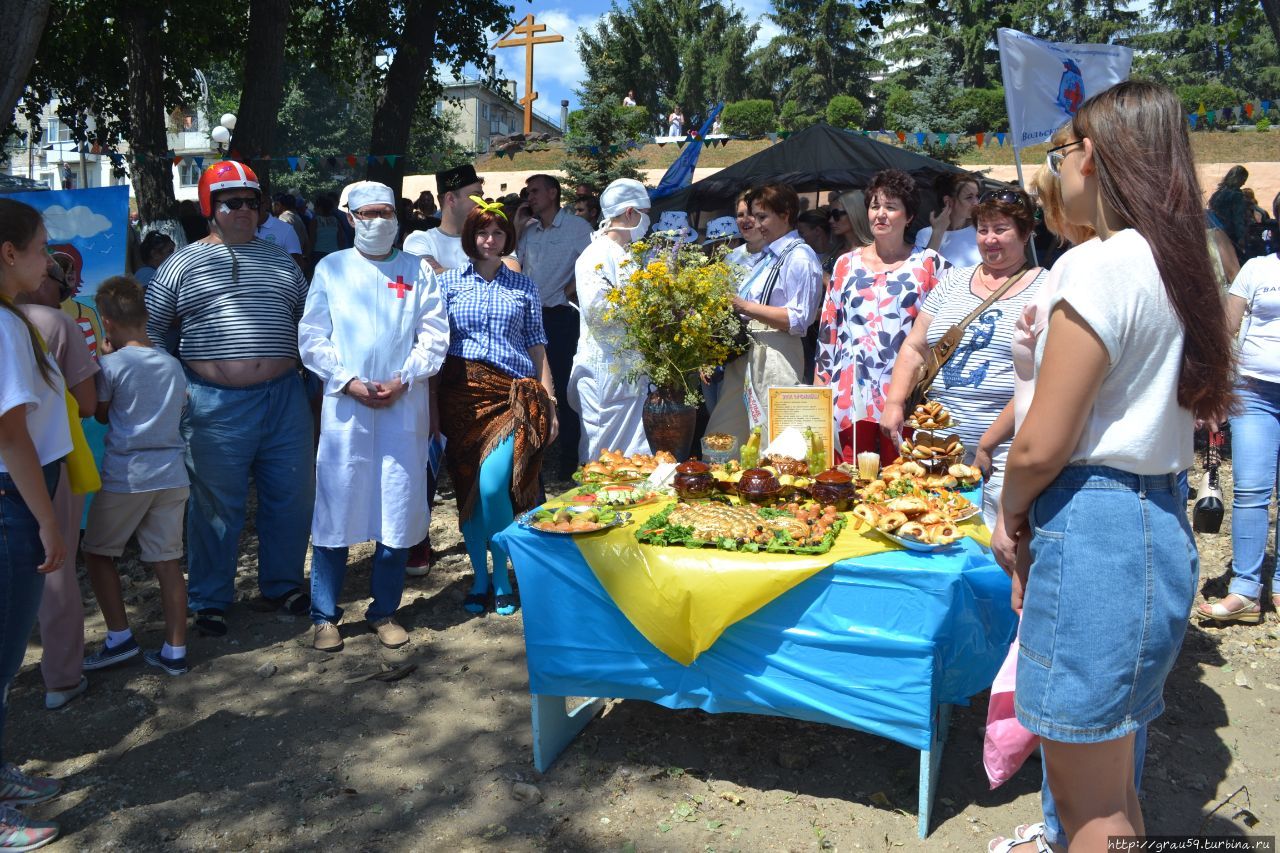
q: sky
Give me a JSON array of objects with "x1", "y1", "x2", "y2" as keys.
[{"x1": 481, "y1": 0, "x2": 782, "y2": 123}]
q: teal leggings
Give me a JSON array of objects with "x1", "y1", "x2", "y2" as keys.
[{"x1": 460, "y1": 433, "x2": 515, "y2": 597}]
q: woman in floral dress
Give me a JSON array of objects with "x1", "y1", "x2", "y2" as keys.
[{"x1": 814, "y1": 169, "x2": 947, "y2": 463}]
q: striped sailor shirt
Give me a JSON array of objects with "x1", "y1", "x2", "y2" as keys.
[{"x1": 145, "y1": 239, "x2": 309, "y2": 362}]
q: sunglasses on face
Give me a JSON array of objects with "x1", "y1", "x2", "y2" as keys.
[
  {"x1": 827, "y1": 209, "x2": 847, "y2": 220},
  {"x1": 218, "y1": 197, "x2": 261, "y2": 212},
  {"x1": 1045, "y1": 140, "x2": 1084, "y2": 177}
]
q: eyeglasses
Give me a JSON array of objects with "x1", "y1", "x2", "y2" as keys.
[
  {"x1": 979, "y1": 190, "x2": 1024, "y2": 205},
  {"x1": 218, "y1": 197, "x2": 261, "y2": 211},
  {"x1": 352, "y1": 208, "x2": 397, "y2": 220},
  {"x1": 827, "y1": 209, "x2": 847, "y2": 220},
  {"x1": 1045, "y1": 140, "x2": 1084, "y2": 177}
]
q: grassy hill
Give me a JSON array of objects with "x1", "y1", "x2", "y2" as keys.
[{"x1": 480, "y1": 130, "x2": 1279, "y2": 173}]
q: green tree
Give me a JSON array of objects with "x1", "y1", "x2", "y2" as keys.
[
  {"x1": 560, "y1": 78, "x2": 646, "y2": 191},
  {"x1": 949, "y1": 87, "x2": 1008, "y2": 133},
  {"x1": 882, "y1": 46, "x2": 976, "y2": 161},
  {"x1": 1131, "y1": 0, "x2": 1278, "y2": 94},
  {"x1": 749, "y1": 0, "x2": 878, "y2": 113},
  {"x1": 825, "y1": 94, "x2": 866, "y2": 129},
  {"x1": 577, "y1": 0, "x2": 759, "y2": 122}
]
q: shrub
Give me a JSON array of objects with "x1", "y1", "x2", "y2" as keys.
[
  {"x1": 879, "y1": 85, "x2": 915, "y2": 132},
  {"x1": 825, "y1": 95, "x2": 866, "y2": 130},
  {"x1": 1176, "y1": 83, "x2": 1246, "y2": 116},
  {"x1": 779, "y1": 100, "x2": 820, "y2": 133},
  {"x1": 1257, "y1": 117, "x2": 1271, "y2": 132},
  {"x1": 721, "y1": 99, "x2": 775, "y2": 137},
  {"x1": 949, "y1": 87, "x2": 1008, "y2": 134}
]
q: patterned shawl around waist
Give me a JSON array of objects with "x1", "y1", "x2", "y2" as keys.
[{"x1": 437, "y1": 356, "x2": 551, "y2": 525}]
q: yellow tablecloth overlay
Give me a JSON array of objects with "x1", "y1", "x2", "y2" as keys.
[{"x1": 557, "y1": 496, "x2": 991, "y2": 665}]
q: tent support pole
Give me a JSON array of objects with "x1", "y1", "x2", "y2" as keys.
[{"x1": 1013, "y1": 147, "x2": 1040, "y2": 266}]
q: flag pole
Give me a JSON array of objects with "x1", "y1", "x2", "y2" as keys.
[{"x1": 1012, "y1": 145, "x2": 1040, "y2": 266}]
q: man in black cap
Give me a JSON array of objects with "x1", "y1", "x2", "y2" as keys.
[{"x1": 403, "y1": 164, "x2": 483, "y2": 272}]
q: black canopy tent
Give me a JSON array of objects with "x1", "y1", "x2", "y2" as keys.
[{"x1": 652, "y1": 123, "x2": 1003, "y2": 228}]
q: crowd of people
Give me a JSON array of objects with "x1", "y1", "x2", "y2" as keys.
[{"x1": 0, "y1": 79, "x2": 1272, "y2": 850}]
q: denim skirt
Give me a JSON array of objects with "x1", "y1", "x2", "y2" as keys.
[{"x1": 1015, "y1": 465, "x2": 1198, "y2": 743}]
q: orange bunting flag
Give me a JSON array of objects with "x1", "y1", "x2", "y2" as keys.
[
  {"x1": 345, "y1": 154, "x2": 357, "y2": 167},
  {"x1": 1245, "y1": 102, "x2": 1255, "y2": 118},
  {"x1": 975, "y1": 132, "x2": 985, "y2": 148},
  {"x1": 896, "y1": 130, "x2": 906, "y2": 144}
]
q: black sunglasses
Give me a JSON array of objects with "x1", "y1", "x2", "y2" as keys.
[
  {"x1": 978, "y1": 190, "x2": 1027, "y2": 206},
  {"x1": 827, "y1": 209, "x2": 847, "y2": 220},
  {"x1": 219, "y1": 197, "x2": 261, "y2": 211}
]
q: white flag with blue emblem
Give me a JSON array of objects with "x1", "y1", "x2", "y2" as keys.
[{"x1": 997, "y1": 28, "x2": 1134, "y2": 150}]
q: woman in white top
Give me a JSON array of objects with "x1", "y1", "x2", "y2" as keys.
[
  {"x1": 568, "y1": 178, "x2": 653, "y2": 461},
  {"x1": 915, "y1": 172, "x2": 982, "y2": 267},
  {"x1": 0, "y1": 198, "x2": 72, "y2": 849},
  {"x1": 993, "y1": 82, "x2": 1235, "y2": 847},
  {"x1": 1196, "y1": 248, "x2": 1280, "y2": 624}
]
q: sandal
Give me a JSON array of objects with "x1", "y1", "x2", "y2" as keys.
[
  {"x1": 1197, "y1": 595, "x2": 1261, "y2": 624},
  {"x1": 195, "y1": 608, "x2": 228, "y2": 637},
  {"x1": 494, "y1": 594, "x2": 518, "y2": 617},
  {"x1": 249, "y1": 589, "x2": 310, "y2": 615},
  {"x1": 988, "y1": 834, "x2": 1050, "y2": 853},
  {"x1": 462, "y1": 593, "x2": 487, "y2": 615}
]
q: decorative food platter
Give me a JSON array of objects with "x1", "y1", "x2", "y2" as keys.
[
  {"x1": 635, "y1": 500, "x2": 846, "y2": 555},
  {"x1": 518, "y1": 506, "x2": 631, "y2": 535}
]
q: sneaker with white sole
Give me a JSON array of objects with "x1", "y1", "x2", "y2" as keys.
[
  {"x1": 82, "y1": 636, "x2": 140, "y2": 671},
  {"x1": 143, "y1": 650, "x2": 189, "y2": 676},
  {"x1": 404, "y1": 542, "x2": 432, "y2": 577},
  {"x1": 0, "y1": 765, "x2": 60, "y2": 808},
  {"x1": 43, "y1": 676, "x2": 88, "y2": 711},
  {"x1": 0, "y1": 805, "x2": 58, "y2": 852}
]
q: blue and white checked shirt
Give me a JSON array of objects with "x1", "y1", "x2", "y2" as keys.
[{"x1": 440, "y1": 263, "x2": 548, "y2": 379}]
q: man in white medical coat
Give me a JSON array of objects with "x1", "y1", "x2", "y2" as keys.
[{"x1": 298, "y1": 181, "x2": 450, "y2": 652}]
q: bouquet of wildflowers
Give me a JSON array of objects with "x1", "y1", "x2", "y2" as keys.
[{"x1": 601, "y1": 229, "x2": 742, "y2": 406}]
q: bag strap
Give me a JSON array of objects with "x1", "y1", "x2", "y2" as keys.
[
  {"x1": 955, "y1": 265, "x2": 1032, "y2": 330},
  {"x1": 916, "y1": 265, "x2": 1034, "y2": 387},
  {"x1": 757, "y1": 238, "x2": 806, "y2": 306}
]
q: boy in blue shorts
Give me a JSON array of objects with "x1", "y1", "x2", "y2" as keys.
[{"x1": 81, "y1": 276, "x2": 191, "y2": 676}]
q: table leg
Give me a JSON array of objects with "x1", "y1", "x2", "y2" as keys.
[
  {"x1": 530, "y1": 694, "x2": 608, "y2": 774},
  {"x1": 917, "y1": 702, "x2": 953, "y2": 838}
]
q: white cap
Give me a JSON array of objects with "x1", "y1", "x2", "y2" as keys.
[
  {"x1": 342, "y1": 181, "x2": 395, "y2": 212},
  {"x1": 703, "y1": 215, "x2": 740, "y2": 244},
  {"x1": 599, "y1": 178, "x2": 650, "y2": 219}
]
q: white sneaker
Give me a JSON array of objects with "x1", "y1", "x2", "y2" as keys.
[{"x1": 44, "y1": 676, "x2": 87, "y2": 711}]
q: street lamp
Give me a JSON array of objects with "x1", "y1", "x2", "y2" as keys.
[{"x1": 210, "y1": 113, "x2": 236, "y2": 151}]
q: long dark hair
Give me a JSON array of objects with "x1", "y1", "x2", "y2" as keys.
[
  {"x1": 0, "y1": 199, "x2": 56, "y2": 387},
  {"x1": 1071, "y1": 81, "x2": 1234, "y2": 419}
]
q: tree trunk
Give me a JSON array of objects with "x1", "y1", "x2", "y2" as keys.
[
  {"x1": 367, "y1": 0, "x2": 440, "y2": 196},
  {"x1": 1261, "y1": 0, "x2": 1280, "y2": 56},
  {"x1": 125, "y1": 7, "x2": 178, "y2": 223},
  {"x1": 0, "y1": 0, "x2": 53, "y2": 139},
  {"x1": 230, "y1": 0, "x2": 290, "y2": 196}
]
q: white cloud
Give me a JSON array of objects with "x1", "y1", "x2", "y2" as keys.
[{"x1": 41, "y1": 204, "x2": 112, "y2": 242}]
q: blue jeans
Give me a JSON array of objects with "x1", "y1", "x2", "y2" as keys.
[
  {"x1": 0, "y1": 462, "x2": 59, "y2": 765},
  {"x1": 309, "y1": 544, "x2": 407, "y2": 624},
  {"x1": 1228, "y1": 377, "x2": 1280, "y2": 600},
  {"x1": 183, "y1": 370, "x2": 315, "y2": 612}
]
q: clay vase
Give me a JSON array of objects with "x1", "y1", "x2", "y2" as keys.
[{"x1": 642, "y1": 385, "x2": 697, "y2": 461}]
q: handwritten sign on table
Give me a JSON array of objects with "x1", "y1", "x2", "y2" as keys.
[{"x1": 767, "y1": 386, "x2": 834, "y2": 470}]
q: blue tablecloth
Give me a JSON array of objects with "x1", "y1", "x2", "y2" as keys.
[{"x1": 496, "y1": 526, "x2": 1018, "y2": 753}]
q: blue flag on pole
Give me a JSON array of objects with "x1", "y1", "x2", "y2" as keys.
[{"x1": 651, "y1": 103, "x2": 724, "y2": 201}]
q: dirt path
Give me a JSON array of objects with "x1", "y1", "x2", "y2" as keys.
[{"x1": 10, "y1": 463, "x2": 1278, "y2": 852}]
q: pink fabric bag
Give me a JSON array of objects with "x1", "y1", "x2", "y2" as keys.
[{"x1": 983, "y1": 633, "x2": 1041, "y2": 789}]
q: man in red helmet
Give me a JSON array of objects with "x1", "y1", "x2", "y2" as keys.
[{"x1": 143, "y1": 161, "x2": 315, "y2": 638}]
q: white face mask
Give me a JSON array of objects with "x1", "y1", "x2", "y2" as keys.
[
  {"x1": 629, "y1": 211, "x2": 650, "y2": 243},
  {"x1": 354, "y1": 217, "x2": 398, "y2": 256}
]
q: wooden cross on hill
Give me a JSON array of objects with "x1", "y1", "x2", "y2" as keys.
[{"x1": 494, "y1": 14, "x2": 564, "y2": 135}]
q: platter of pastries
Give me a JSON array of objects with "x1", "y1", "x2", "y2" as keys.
[
  {"x1": 635, "y1": 500, "x2": 846, "y2": 554},
  {"x1": 905, "y1": 400, "x2": 954, "y2": 431},
  {"x1": 567, "y1": 482, "x2": 663, "y2": 509},
  {"x1": 574, "y1": 449, "x2": 677, "y2": 484},
  {"x1": 519, "y1": 506, "x2": 630, "y2": 535}
]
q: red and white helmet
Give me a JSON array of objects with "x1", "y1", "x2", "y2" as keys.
[{"x1": 198, "y1": 161, "x2": 260, "y2": 217}]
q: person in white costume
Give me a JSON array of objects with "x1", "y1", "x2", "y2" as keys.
[
  {"x1": 568, "y1": 179, "x2": 652, "y2": 462},
  {"x1": 298, "y1": 181, "x2": 449, "y2": 653}
]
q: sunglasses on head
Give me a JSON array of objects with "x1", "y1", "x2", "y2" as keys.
[
  {"x1": 978, "y1": 190, "x2": 1026, "y2": 206},
  {"x1": 218, "y1": 197, "x2": 261, "y2": 212},
  {"x1": 827, "y1": 209, "x2": 847, "y2": 220}
]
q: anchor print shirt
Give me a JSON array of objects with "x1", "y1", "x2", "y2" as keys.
[
  {"x1": 815, "y1": 245, "x2": 946, "y2": 461},
  {"x1": 920, "y1": 264, "x2": 1048, "y2": 454}
]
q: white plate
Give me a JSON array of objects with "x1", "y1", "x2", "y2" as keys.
[
  {"x1": 876, "y1": 528, "x2": 961, "y2": 552},
  {"x1": 517, "y1": 506, "x2": 631, "y2": 535}
]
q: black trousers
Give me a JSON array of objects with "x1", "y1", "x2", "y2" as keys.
[{"x1": 542, "y1": 305, "x2": 581, "y2": 479}]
